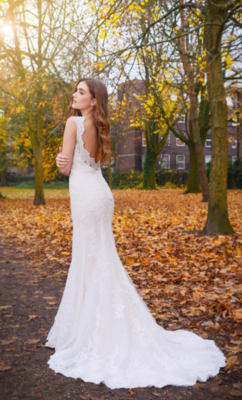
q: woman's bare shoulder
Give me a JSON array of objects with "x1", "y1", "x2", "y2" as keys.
[{"x1": 64, "y1": 117, "x2": 77, "y2": 135}]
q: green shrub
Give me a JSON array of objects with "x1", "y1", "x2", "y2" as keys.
[
  {"x1": 228, "y1": 158, "x2": 242, "y2": 189},
  {"x1": 14, "y1": 180, "x2": 35, "y2": 189},
  {"x1": 155, "y1": 169, "x2": 189, "y2": 187},
  {"x1": 207, "y1": 158, "x2": 242, "y2": 189},
  {"x1": 102, "y1": 169, "x2": 188, "y2": 189},
  {"x1": 102, "y1": 170, "x2": 144, "y2": 189},
  {"x1": 8, "y1": 168, "x2": 196, "y2": 190}
]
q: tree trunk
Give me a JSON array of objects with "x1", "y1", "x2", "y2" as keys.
[
  {"x1": 237, "y1": 92, "x2": 242, "y2": 159},
  {"x1": 203, "y1": 0, "x2": 234, "y2": 234},
  {"x1": 179, "y1": 3, "x2": 209, "y2": 202},
  {"x1": 108, "y1": 162, "x2": 112, "y2": 190},
  {"x1": 1, "y1": 171, "x2": 7, "y2": 186},
  {"x1": 189, "y1": 83, "x2": 209, "y2": 201},
  {"x1": 29, "y1": 116, "x2": 45, "y2": 205},
  {"x1": 185, "y1": 142, "x2": 200, "y2": 193},
  {"x1": 33, "y1": 136, "x2": 45, "y2": 205},
  {"x1": 143, "y1": 146, "x2": 157, "y2": 189},
  {"x1": 26, "y1": 79, "x2": 45, "y2": 205}
]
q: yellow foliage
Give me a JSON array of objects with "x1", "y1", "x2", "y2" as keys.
[{"x1": 225, "y1": 54, "x2": 233, "y2": 68}]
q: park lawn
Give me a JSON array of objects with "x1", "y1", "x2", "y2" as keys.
[
  {"x1": 0, "y1": 188, "x2": 242, "y2": 374},
  {"x1": 0, "y1": 187, "x2": 70, "y2": 199}
]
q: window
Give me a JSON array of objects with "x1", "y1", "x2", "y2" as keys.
[
  {"x1": 176, "y1": 138, "x2": 185, "y2": 146},
  {"x1": 205, "y1": 155, "x2": 211, "y2": 167},
  {"x1": 142, "y1": 154, "x2": 145, "y2": 169},
  {"x1": 232, "y1": 156, "x2": 237, "y2": 164},
  {"x1": 232, "y1": 138, "x2": 237, "y2": 149},
  {"x1": 142, "y1": 132, "x2": 146, "y2": 147},
  {"x1": 176, "y1": 155, "x2": 185, "y2": 170},
  {"x1": 178, "y1": 114, "x2": 185, "y2": 123},
  {"x1": 161, "y1": 154, "x2": 170, "y2": 169},
  {"x1": 205, "y1": 139, "x2": 211, "y2": 148}
]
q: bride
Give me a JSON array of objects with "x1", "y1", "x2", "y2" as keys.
[{"x1": 45, "y1": 77, "x2": 226, "y2": 390}]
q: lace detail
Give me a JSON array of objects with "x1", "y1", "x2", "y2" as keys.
[
  {"x1": 72, "y1": 116, "x2": 101, "y2": 171},
  {"x1": 45, "y1": 116, "x2": 226, "y2": 389}
]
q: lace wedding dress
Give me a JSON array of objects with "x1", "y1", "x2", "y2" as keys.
[{"x1": 45, "y1": 116, "x2": 226, "y2": 389}]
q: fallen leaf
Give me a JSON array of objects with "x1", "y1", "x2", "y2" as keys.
[
  {"x1": 232, "y1": 309, "x2": 242, "y2": 321},
  {"x1": 193, "y1": 292, "x2": 200, "y2": 301},
  {"x1": 126, "y1": 258, "x2": 135, "y2": 264},
  {"x1": 201, "y1": 321, "x2": 212, "y2": 327},
  {"x1": 1, "y1": 337, "x2": 18, "y2": 345},
  {"x1": 230, "y1": 340, "x2": 242, "y2": 345},
  {"x1": 225, "y1": 355, "x2": 238, "y2": 370},
  {"x1": 229, "y1": 390, "x2": 242, "y2": 397},
  {"x1": 193, "y1": 382, "x2": 205, "y2": 389},
  {"x1": 28, "y1": 315, "x2": 37, "y2": 321},
  {"x1": 233, "y1": 383, "x2": 242, "y2": 390},
  {"x1": 209, "y1": 386, "x2": 221, "y2": 393},
  {"x1": 27, "y1": 339, "x2": 40, "y2": 345},
  {"x1": 0, "y1": 362, "x2": 12, "y2": 371}
]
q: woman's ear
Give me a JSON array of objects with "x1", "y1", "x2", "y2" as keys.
[{"x1": 91, "y1": 98, "x2": 97, "y2": 106}]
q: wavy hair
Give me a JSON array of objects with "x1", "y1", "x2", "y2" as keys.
[{"x1": 65, "y1": 77, "x2": 112, "y2": 165}]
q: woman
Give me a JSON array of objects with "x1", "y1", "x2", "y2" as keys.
[{"x1": 45, "y1": 77, "x2": 226, "y2": 390}]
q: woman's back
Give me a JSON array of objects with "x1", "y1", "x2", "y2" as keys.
[
  {"x1": 81, "y1": 116, "x2": 102, "y2": 164},
  {"x1": 70, "y1": 116, "x2": 101, "y2": 172}
]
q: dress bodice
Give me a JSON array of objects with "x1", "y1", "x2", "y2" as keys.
[{"x1": 70, "y1": 116, "x2": 101, "y2": 172}]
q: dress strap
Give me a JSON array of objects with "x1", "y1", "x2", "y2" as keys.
[{"x1": 71, "y1": 116, "x2": 85, "y2": 137}]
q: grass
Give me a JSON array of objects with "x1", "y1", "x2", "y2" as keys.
[
  {"x1": 14, "y1": 180, "x2": 69, "y2": 189},
  {"x1": 0, "y1": 187, "x2": 70, "y2": 199}
]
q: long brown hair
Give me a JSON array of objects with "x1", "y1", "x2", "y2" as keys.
[{"x1": 65, "y1": 77, "x2": 112, "y2": 165}]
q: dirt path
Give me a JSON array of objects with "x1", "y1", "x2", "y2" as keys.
[{"x1": 0, "y1": 234, "x2": 241, "y2": 400}]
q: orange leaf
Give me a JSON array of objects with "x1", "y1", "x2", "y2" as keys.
[
  {"x1": 225, "y1": 355, "x2": 238, "y2": 370},
  {"x1": 232, "y1": 309, "x2": 242, "y2": 321}
]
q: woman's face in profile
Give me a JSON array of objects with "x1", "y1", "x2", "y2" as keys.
[{"x1": 72, "y1": 81, "x2": 94, "y2": 112}]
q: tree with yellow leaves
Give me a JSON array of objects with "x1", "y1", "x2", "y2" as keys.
[
  {"x1": 0, "y1": 80, "x2": 32, "y2": 186},
  {"x1": 126, "y1": 79, "x2": 183, "y2": 189},
  {"x1": 0, "y1": 0, "x2": 86, "y2": 204}
]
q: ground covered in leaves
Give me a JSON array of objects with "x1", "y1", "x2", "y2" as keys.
[{"x1": 0, "y1": 188, "x2": 242, "y2": 399}]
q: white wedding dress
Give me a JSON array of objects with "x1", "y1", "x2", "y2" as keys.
[{"x1": 45, "y1": 116, "x2": 226, "y2": 389}]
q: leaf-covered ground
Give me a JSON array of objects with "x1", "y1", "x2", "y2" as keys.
[{"x1": 0, "y1": 188, "x2": 242, "y2": 399}]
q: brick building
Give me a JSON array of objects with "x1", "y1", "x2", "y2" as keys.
[{"x1": 112, "y1": 80, "x2": 240, "y2": 173}]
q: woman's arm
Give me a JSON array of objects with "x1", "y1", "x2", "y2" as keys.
[{"x1": 58, "y1": 118, "x2": 77, "y2": 176}]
